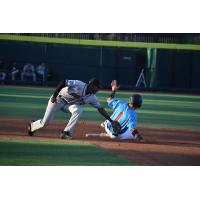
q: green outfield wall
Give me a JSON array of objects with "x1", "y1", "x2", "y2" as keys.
[
  {"x1": 1, "y1": 34, "x2": 200, "y2": 50},
  {"x1": 0, "y1": 34, "x2": 200, "y2": 91}
]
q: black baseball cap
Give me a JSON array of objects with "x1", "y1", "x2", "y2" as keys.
[{"x1": 88, "y1": 78, "x2": 103, "y2": 89}]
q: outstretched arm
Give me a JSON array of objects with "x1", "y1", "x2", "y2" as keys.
[
  {"x1": 97, "y1": 107, "x2": 122, "y2": 135},
  {"x1": 97, "y1": 107, "x2": 113, "y2": 122},
  {"x1": 107, "y1": 80, "x2": 120, "y2": 102}
]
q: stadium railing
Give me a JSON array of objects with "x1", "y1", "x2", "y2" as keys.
[{"x1": 3, "y1": 33, "x2": 200, "y2": 44}]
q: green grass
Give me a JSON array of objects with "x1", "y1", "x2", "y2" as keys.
[
  {"x1": 1, "y1": 34, "x2": 200, "y2": 50},
  {"x1": 0, "y1": 85, "x2": 199, "y2": 166},
  {"x1": 0, "y1": 138, "x2": 133, "y2": 166},
  {"x1": 0, "y1": 85, "x2": 200, "y2": 130}
]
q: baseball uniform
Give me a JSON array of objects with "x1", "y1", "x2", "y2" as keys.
[
  {"x1": 102, "y1": 98, "x2": 137, "y2": 139},
  {"x1": 31, "y1": 80, "x2": 101, "y2": 134}
]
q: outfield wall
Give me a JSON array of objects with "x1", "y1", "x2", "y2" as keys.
[
  {"x1": 155, "y1": 50, "x2": 200, "y2": 90},
  {"x1": 0, "y1": 38, "x2": 200, "y2": 91},
  {"x1": 0, "y1": 40, "x2": 146, "y2": 87}
]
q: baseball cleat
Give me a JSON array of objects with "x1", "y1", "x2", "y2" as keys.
[
  {"x1": 60, "y1": 131, "x2": 73, "y2": 140},
  {"x1": 28, "y1": 120, "x2": 35, "y2": 136}
]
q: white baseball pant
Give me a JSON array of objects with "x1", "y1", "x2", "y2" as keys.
[
  {"x1": 31, "y1": 96, "x2": 83, "y2": 134},
  {"x1": 102, "y1": 120, "x2": 134, "y2": 140}
]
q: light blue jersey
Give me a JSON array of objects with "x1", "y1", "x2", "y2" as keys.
[{"x1": 106, "y1": 98, "x2": 137, "y2": 135}]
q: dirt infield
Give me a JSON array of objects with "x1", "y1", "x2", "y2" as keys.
[{"x1": 0, "y1": 118, "x2": 200, "y2": 166}]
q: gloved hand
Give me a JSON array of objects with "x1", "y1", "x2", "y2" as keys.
[{"x1": 111, "y1": 121, "x2": 122, "y2": 135}]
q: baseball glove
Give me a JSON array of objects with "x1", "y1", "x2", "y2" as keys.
[{"x1": 111, "y1": 121, "x2": 122, "y2": 136}]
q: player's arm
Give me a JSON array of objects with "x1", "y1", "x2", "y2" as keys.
[
  {"x1": 98, "y1": 106, "x2": 122, "y2": 134},
  {"x1": 107, "y1": 80, "x2": 120, "y2": 102},
  {"x1": 51, "y1": 80, "x2": 66, "y2": 103},
  {"x1": 107, "y1": 91, "x2": 116, "y2": 102},
  {"x1": 97, "y1": 107, "x2": 113, "y2": 122},
  {"x1": 131, "y1": 128, "x2": 139, "y2": 135},
  {"x1": 131, "y1": 128, "x2": 144, "y2": 143},
  {"x1": 89, "y1": 96, "x2": 113, "y2": 122},
  {"x1": 97, "y1": 107, "x2": 121, "y2": 134}
]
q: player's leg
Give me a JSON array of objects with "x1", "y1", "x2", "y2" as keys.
[
  {"x1": 85, "y1": 121, "x2": 116, "y2": 139},
  {"x1": 85, "y1": 132, "x2": 112, "y2": 138},
  {"x1": 103, "y1": 120, "x2": 117, "y2": 139},
  {"x1": 61, "y1": 104, "x2": 82, "y2": 139},
  {"x1": 12, "y1": 70, "x2": 18, "y2": 80},
  {"x1": 32, "y1": 73, "x2": 36, "y2": 81},
  {"x1": 117, "y1": 128, "x2": 134, "y2": 140},
  {"x1": 11, "y1": 71, "x2": 15, "y2": 80},
  {"x1": 21, "y1": 72, "x2": 24, "y2": 81},
  {"x1": 84, "y1": 120, "x2": 116, "y2": 139},
  {"x1": 29, "y1": 96, "x2": 62, "y2": 134},
  {"x1": 117, "y1": 128, "x2": 144, "y2": 143}
]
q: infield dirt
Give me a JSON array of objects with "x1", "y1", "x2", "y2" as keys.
[{"x1": 0, "y1": 118, "x2": 200, "y2": 165}]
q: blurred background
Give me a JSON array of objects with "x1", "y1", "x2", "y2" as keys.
[{"x1": 0, "y1": 33, "x2": 200, "y2": 93}]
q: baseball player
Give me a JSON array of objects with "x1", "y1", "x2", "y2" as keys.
[
  {"x1": 87, "y1": 80, "x2": 144, "y2": 143},
  {"x1": 28, "y1": 78, "x2": 117, "y2": 139}
]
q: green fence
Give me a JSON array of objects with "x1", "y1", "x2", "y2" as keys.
[
  {"x1": 0, "y1": 34, "x2": 200, "y2": 91},
  {"x1": 2, "y1": 33, "x2": 200, "y2": 44}
]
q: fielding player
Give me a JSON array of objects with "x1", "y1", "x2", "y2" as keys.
[{"x1": 28, "y1": 78, "x2": 117, "y2": 139}]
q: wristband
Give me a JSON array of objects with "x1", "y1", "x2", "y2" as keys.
[{"x1": 109, "y1": 91, "x2": 116, "y2": 99}]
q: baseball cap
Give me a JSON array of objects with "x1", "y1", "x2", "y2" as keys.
[{"x1": 88, "y1": 78, "x2": 103, "y2": 89}]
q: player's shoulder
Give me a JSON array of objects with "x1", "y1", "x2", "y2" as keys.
[
  {"x1": 117, "y1": 99, "x2": 127, "y2": 106},
  {"x1": 109, "y1": 98, "x2": 126, "y2": 104},
  {"x1": 108, "y1": 99, "x2": 127, "y2": 108}
]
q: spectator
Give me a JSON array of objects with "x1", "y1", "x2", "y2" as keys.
[
  {"x1": 107, "y1": 33, "x2": 115, "y2": 41},
  {"x1": 8, "y1": 62, "x2": 20, "y2": 81},
  {"x1": 94, "y1": 33, "x2": 100, "y2": 40},
  {"x1": 0, "y1": 60, "x2": 6, "y2": 81},
  {"x1": 21, "y1": 63, "x2": 36, "y2": 81},
  {"x1": 36, "y1": 63, "x2": 46, "y2": 82}
]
